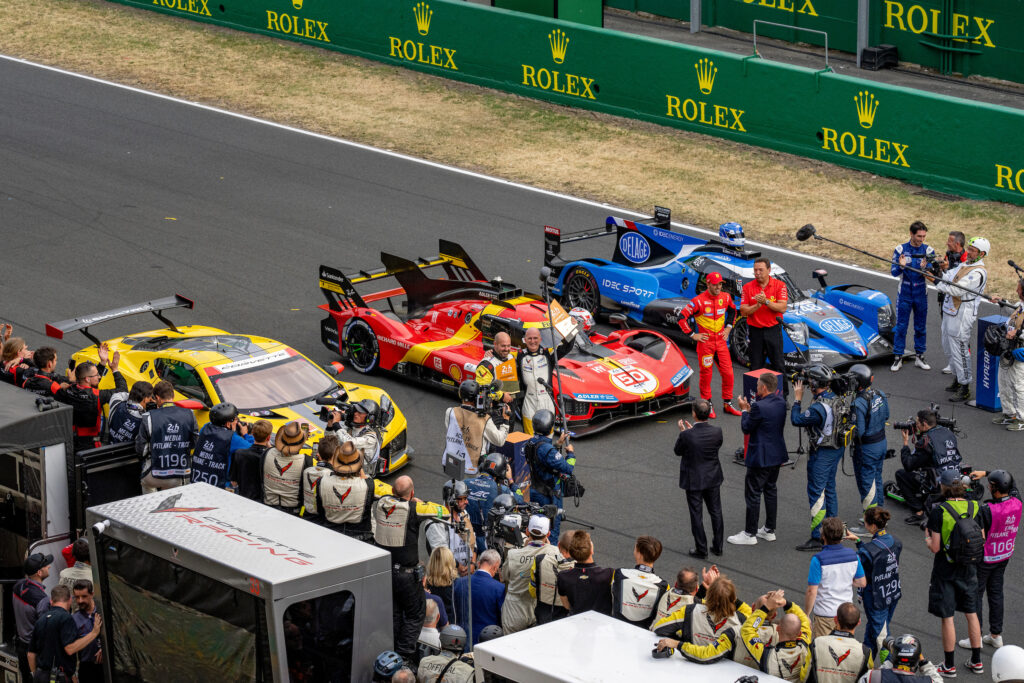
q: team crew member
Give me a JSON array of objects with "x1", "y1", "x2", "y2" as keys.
[
  {"x1": 855, "y1": 507, "x2": 903, "y2": 655},
  {"x1": 13, "y1": 553, "x2": 53, "y2": 681},
  {"x1": 809, "y1": 602, "x2": 872, "y2": 683},
  {"x1": 502, "y1": 515, "x2": 555, "y2": 634},
  {"x1": 136, "y1": 380, "x2": 199, "y2": 492},
  {"x1": 417, "y1": 624, "x2": 474, "y2": 683},
  {"x1": 425, "y1": 480, "x2": 475, "y2": 574},
  {"x1": 71, "y1": 580, "x2": 102, "y2": 683},
  {"x1": 525, "y1": 409, "x2": 575, "y2": 541},
  {"x1": 58, "y1": 538, "x2": 93, "y2": 590},
  {"x1": 321, "y1": 441, "x2": 390, "y2": 540},
  {"x1": 475, "y1": 331, "x2": 518, "y2": 408},
  {"x1": 611, "y1": 535, "x2": 669, "y2": 629},
  {"x1": 20, "y1": 347, "x2": 68, "y2": 397},
  {"x1": 531, "y1": 530, "x2": 575, "y2": 625},
  {"x1": 300, "y1": 434, "x2": 341, "y2": 522},
  {"x1": 557, "y1": 531, "x2": 613, "y2": 616},
  {"x1": 650, "y1": 567, "x2": 700, "y2": 630},
  {"x1": 263, "y1": 421, "x2": 313, "y2": 514},
  {"x1": 926, "y1": 469, "x2": 983, "y2": 677},
  {"x1": 861, "y1": 634, "x2": 944, "y2": 683},
  {"x1": 740, "y1": 257, "x2": 788, "y2": 376},
  {"x1": 327, "y1": 399, "x2": 382, "y2": 474},
  {"x1": 805, "y1": 518, "x2": 867, "y2": 639},
  {"x1": 372, "y1": 475, "x2": 449, "y2": 664},
  {"x1": 896, "y1": 410, "x2": 961, "y2": 527},
  {"x1": 890, "y1": 222, "x2": 936, "y2": 372},
  {"x1": 192, "y1": 402, "x2": 252, "y2": 489},
  {"x1": 516, "y1": 327, "x2": 557, "y2": 434},
  {"x1": 1, "y1": 336, "x2": 33, "y2": 386},
  {"x1": 106, "y1": 380, "x2": 154, "y2": 444},
  {"x1": 850, "y1": 364, "x2": 890, "y2": 512},
  {"x1": 961, "y1": 470, "x2": 1020, "y2": 651},
  {"x1": 741, "y1": 590, "x2": 813, "y2": 682},
  {"x1": 990, "y1": 282, "x2": 1024, "y2": 430},
  {"x1": 55, "y1": 343, "x2": 128, "y2": 452},
  {"x1": 444, "y1": 380, "x2": 510, "y2": 476},
  {"x1": 932, "y1": 237, "x2": 989, "y2": 403},
  {"x1": 678, "y1": 271, "x2": 741, "y2": 417},
  {"x1": 791, "y1": 368, "x2": 846, "y2": 551},
  {"x1": 28, "y1": 584, "x2": 102, "y2": 683}
]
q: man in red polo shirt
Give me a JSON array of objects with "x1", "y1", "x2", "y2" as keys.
[
  {"x1": 677, "y1": 272, "x2": 741, "y2": 417},
  {"x1": 740, "y1": 258, "x2": 788, "y2": 375}
]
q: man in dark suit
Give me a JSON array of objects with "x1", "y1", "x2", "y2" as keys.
[
  {"x1": 729, "y1": 372, "x2": 788, "y2": 546},
  {"x1": 673, "y1": 398, "x2": 725, "y2": 558}
]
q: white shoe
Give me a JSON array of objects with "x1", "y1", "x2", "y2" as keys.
[
  {"x1": 959, "y1": 637, "x2": 973, "y2": 650},
  {"x1": 727, "y1": 531, "x2": 757, "y2": 546},
  {"x1": 942, "y1": 365, "x2": 952, "y2": 374},
  {"x1": 890, "y1": 356, "x2": 903, "y2": 372},
  {"x1": 756, "y1": 527, "x2": 776, "y2": 542},
  {"x1": 984, "y1": 635, "x2": 1004, "y2": 648},
  {"x1": 914, "y1": 355, "x2": 931, "y2": 370}
]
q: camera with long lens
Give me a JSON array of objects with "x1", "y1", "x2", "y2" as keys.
[
  {"x1": 891, "y1": 403, "x2": 959, "y2": 434},
  {"x1": 314, "y1": 392, "x2": 353, "y2": 423},
  {"x1": 484, "y1": 501, "x2": 558, "y2": 560}
]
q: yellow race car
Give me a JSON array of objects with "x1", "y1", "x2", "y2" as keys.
[{"x1": 46, "y1": 295, "x2": 410, "y2": 476}]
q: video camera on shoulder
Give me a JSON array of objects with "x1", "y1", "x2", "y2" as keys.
[
  {"x1": 315, "y1": 392, "x2": 353, "y2": 423},
  {"x1": 787, "y1": 363, "x2": 858, "y2": 397},
  {"x1": 925, "y1": 252, "x2": 944, "y2": 277}
]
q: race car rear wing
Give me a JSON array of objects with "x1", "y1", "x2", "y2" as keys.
[
  {"x1": 46, "y1": 295, "x2": 195, "y2": 348},
  {"x1": 320, "y1": 240, "x2": 507, "y2": 318},
  {"x1": 543, "y1": 206, "x2": 671, "y2": 268}
]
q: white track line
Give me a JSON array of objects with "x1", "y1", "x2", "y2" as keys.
[{"x1": 1, "y1": 54, "x2": 903, "y2": 283}]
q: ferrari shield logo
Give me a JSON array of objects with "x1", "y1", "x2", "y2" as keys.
[{"x1": 609, "y1": 366, "x2": 658, "y2": 395}]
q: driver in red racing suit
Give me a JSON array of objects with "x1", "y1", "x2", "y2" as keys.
[{"x1": 677, "y1": 272, "x2": 741, "y2": 418}]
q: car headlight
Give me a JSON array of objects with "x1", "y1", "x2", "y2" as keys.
[
  {"x1": 783, "y1": 321, "x2": 808, "y2": 346},
  {"x1": 877, "y1": 304, "x2": 894, "y2": 329},
  {"x1": 378, "y1": 394, "x2": 395, "y2": 427}
]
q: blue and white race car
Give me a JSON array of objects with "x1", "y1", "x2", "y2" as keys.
[{"x1": 543, "y1": 208, "x2": 895, "y2": 369}]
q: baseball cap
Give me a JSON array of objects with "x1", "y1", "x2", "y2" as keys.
[
  {"x1": 24, "y1": 553, "x2": 53, "y2": 575},
  {"x1": 527, "y1": 515, "x2": 550, "y2": 537},
  {"x1": 706, "y1": 272, "x2": 724, "y2": 285}
]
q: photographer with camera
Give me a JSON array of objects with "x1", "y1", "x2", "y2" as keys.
[
  {"x1": 890, "y1": 221, "x2": 936, "y2": 373},
  {"x1": 444, "y1": 380, "x2": 510, "y2": 476},
  {"x1": 894, "y1": 409, "x2": 961, "y2": 527},
  {"x1": 425, "y1": 480, "x2": 476, "y2": 576},
  {"x1": 850, "y1": 364, "x2": 890, "y2": 513},
  {"x1": 192, "y1": 402, "x2": 253, "y2": 490},
  {"x1": 525, "y1": 409, "x2": 577, "y2": 542},
  {"x1": 326, "y1": 398, "x2": 383, "y2": 475},
  {"x1": 465, "y1": 453, "x2": 525, "y2": 554},
  {"x1": 791, "y1": 365, "x2": 849, "y2": 552},
  {"x1": 990, "y1": 280, "x2": 1024, "y2": 430}
]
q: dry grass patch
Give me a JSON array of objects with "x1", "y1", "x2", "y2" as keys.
[{"x1": 3, "y1": 0, "x2": 1023, "y2": 293}]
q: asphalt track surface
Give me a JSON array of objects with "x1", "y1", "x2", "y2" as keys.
[{"x1": 1, "y1": 56, "x2": 1020, "y2": 661}]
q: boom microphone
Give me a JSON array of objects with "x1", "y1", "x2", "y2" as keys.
[
  {"x1": 795, "y1": 224, "x2": 817, "y2": 242},
  {"x1": 1009, "y1": 260, "x2": 1023, "y2": 272},
  {"x1": 539, "y1": 266, "x2": 552, "y2": 281}
]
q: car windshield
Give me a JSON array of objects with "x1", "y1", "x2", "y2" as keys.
[
  {"x1": 208, "y1": 355, "x2": 335, "y2": 411},
  {"x1": 774, "y1": 271, "x2": 807, "y2": 303}
]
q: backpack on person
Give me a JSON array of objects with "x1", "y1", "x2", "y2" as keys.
[{"x1": 940, "y1": 501, "x2": 985, "y2": 564}]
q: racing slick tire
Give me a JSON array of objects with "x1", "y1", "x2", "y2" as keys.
[
  {"x1": 729, "y1": 318, "x2": 751, "y2": 368},
  {"x1": 343, "y1": 318, "x2": 380, "y2": 374},
  {"x1": 563, "y1": 267, "x2": 600, "y2": 316}
]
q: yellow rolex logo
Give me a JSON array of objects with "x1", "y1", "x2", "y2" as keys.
[
  {"x1": 695, "y1": 58, "x2": 717, "y2": 95},
  {"x1": 413, "y1": 1, "x2": 432, "y2": 36},
  {"x1": 855, "y1": 90, "x2": 879, "y2": 129},
  {"x1": 549, "y1": 29, "x2": 569, "y2": 64},
  {"x1": 291, "y1": 0, "x2": 301, "y2": 9}
]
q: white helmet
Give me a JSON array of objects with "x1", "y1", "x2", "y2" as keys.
[
  {"x1": 993, "y1": 644, "x2": 1024, "y2": 683},
  {"x1": 969, "y1": 236, "x2": 990, "y2": 255},
  {"x1": 568, "y1": 307, "x2": 595, "y2": 333}
]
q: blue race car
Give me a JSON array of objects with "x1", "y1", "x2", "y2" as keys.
[{"x1": 543, "y1": 208, "x2": 895, "y2": 369}]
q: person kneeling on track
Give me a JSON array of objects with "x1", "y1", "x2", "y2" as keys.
[
  {"x1": 894, "y1": 410, "x2": 961, "y2": 527},
  {"x1": 859, "y1": 634, "x2": 944, "y2": 683}
]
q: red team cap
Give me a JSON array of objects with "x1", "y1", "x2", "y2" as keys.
[{"x1": 706, "y1": 272, "x2": 724, "y2": 285}]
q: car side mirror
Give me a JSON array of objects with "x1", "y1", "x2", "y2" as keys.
[
  {"x1": 812, "y1": 269, "x2": 829, "y2": 289},
  {"x1": 608, "y1": 313, "x2": 629, "y2": 329},
  {"x1": 323, "y1": 361, "x2": 345, "y2": 377},
  {"x1": 175, "y1": 399, "x2": 207, "y2": 411}
]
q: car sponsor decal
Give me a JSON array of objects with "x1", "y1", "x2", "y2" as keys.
[
  {"x1": 701, "y1": 356, "x2": 714, "y2": 368},
  {"x1": 609, "y1": 365, "x2": 659, "y2": 395},
  {"x1": 450, "y1": 365, "x2": 462, "y2": 381},
  {"x1": 572, "y1": 393, "x2": 618, "y2": 403},
  {"x1": 820, "y1": 318, "x2": 854, "y2": 334},
  {"x1": 208, "y1": 348, "x2": 291, "y2": 374},
  {"x1": 619, "y1": 232, "x2": 651, "y2": 264},
  {"x1": 671, "y1": 366, "x2": 693, "y2": 386}
]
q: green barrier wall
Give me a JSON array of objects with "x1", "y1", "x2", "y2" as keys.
[
  {"x1": 705, "y1": 0, "x2": 856, "y2": 50},
  {"x1": 128, "y1": 0, "x2": 1024, "y2": 204}
]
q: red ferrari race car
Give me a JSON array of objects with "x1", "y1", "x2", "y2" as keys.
[{"x1": 317, "y1": 241, "x2": 693, "y2": 435}]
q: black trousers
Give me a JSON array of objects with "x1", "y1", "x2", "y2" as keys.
[
  {"x1": 392, "y1": 569, "x2": 426, "y2": 661},
  {"x1": 16, "y1": 639, "x2": 30, "y2": 683},
  {"x1": 748, "y1": 324, "x2": 785, "y2": 373},
  {"x1": 976, "y1": 560, "x2": 1007, "y2": 635},
  {"x1": 534, "y1": 602, "x2": 569, "y2": 625},
  {"x1": 894, "y1": 468, "x2": 932, "y2": 512},
  {"x1": 744, "y1": 465, "x2": 780, "y2": 535},
  {"x1": 685, "y1": 486, "x2": 724, "y2": 554}
]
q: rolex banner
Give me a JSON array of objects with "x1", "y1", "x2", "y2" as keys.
[{"x1": 112, "y1": 0, "x2": 1024, "y2": 205}]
